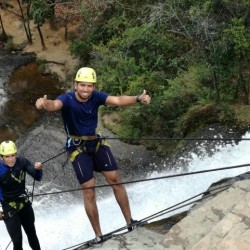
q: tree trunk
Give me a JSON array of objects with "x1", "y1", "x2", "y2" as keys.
[
  {"x1": 0, "y1": 14, "x2": 8, "y2": 41},
  {"x1": 37, "y1": 25, "x2": 46, "y2": 50},
  {"x1": 17, "y1": 0, "x2": 32, "y2": 44},
  {"x1": 64, "y1": 21, "x2": 68, "y2": 41},
  {"x1": 26, "y1": 1, "x2": 33, "y2": 43},
  {"x1": 211, "y1": 69, "x2": 220, "y2": 104}
]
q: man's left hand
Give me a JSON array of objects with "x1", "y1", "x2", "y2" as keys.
[
  {"x1": 138, "y1": 90, "x2": 151, "y2": 104},
  {"x1": 35, "y1": 162, "x2": 43, "y2": 170}
]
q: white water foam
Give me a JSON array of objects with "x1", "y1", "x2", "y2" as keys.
[
  {"x1": 1, "y1": 132, "x2": 250, "y2": 250},
  {"x1": 0, "y1": 88, "x2": 8, "y2": 110}
]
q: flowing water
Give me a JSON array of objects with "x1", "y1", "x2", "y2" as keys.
[{"x1": 0, "y1": 133, "x2": 250, "y2": 250}]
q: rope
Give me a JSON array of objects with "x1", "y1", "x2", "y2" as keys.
[
  {"x1": 28, "y1": 150, "x2": 67, "y2": 199},
  {"x1": 4, "y1": 241, "x2": 12, "y2": 250},
  {"x1": 62, "y1": 183, "x2": 231, "y2": 250},
  {"x1": 41, "y1": 150, "x2": 67, "y2": 165},
  {"x1": 103, "y1": 136, "x2": 250, "y2": 141},
  {"x1": 31, "y1": 162, "x2": 250, "y2": 198},
  {"x1": 23, "y1": 134, "x2": 250, "y2": 200},
  {"x1": 140, "y1": 184, "x2": 231, "y2": 223},
  {"x1": 2, "y1": 136, "x2": 247, "y2": 250}
]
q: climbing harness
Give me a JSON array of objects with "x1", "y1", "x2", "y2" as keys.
[
  {"x1": 8, "y1": 196, "x2": 29, "y2": 210},
  {"x1": 69, "y1": 135, "x2": 98, "y2": 140},
  {"x1": 69, "y1": 134, "x2": 110, "y2": 162},
  {"x1": 1, "y1": 194, "x2": 30, "y2": 220}
]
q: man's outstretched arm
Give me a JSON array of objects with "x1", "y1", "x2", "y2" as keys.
[
  {"x1": 106, "y1": 90, "x2": 151, "y2": 106},
  {"x1": 35, "y1": 95, "x2": 63, "y2": 111}
]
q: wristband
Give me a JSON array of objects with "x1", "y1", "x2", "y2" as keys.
[{"x1": 136, "y1": 95, "x2": 141, "y2": 103}]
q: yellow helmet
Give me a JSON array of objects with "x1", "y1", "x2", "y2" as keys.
[
  {"x1": 75, "y1": 67, "x2": 97, "y2": 83},
  {"x1": 0, "y1": 140, "x2": 17, "y2": 155}
]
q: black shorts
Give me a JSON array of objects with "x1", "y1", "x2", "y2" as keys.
[{"x1": 72, "y1": 144, "x2": 118, "y2": 184}]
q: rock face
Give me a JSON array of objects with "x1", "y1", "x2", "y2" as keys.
[
  {"x1": 160, "y1": 175, "x2": 250, "y2": 250},
  {"x1": 76, "y1": 174, "x2": 250, "y2": 250},
  {"x1": 0, "y1": 49, "x2": 35, "y2": 85}
]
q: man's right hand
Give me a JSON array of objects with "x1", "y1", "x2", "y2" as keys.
[{"x1": 35, "y1": 95, "x2": 47, "y2": 109}]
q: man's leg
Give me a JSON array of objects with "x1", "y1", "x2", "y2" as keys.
[
  {"x1": 81, "y1": 178, "x2": 103, "y2": 237},
  {"x1": 20, "y1": 203, "x2": 41, "y2": 250},
  {"x1": 94, "y1": 145, "x2": 133, "y2": 226},
  {"x1": 102, "y1": 170, "x2": 132, "y2": 225},
  {"x1": 4, "y1": 213, "x2": 23, "y2": 250},
  {"x1": 72, "y1": 152, "x2": 103, "y2": 237}
]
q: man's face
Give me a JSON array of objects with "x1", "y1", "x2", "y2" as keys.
[
  {"x1": 2, "y1": 154, "x2": 17, "y2": 167},
  {"x1": 75, "y1": 82, "x2": 95, "y2": 101}
]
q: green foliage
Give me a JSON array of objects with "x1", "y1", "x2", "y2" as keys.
[
  {"x1": 91, "y1": 22, "x2": 184, "y2": 97},
  {"x1": 176, "y1": 103, "x2": 221, "y2": 136},
  {"x1": 30, "y1": 0, "x2": 53, "y2": 26},
  {"x1": 68, "y1": 0, "x2": 250, "y2": 152},
  {"x1": 114, "y1": 104, "x2": 155, "y2": 138},
  {"x1": 36, "y1": 58, "x2": 47, "y2": 73},
  {"x1": 223, "y1": 18, "x2": 250, "y2": 53},
  {"x1": 161, "y1": 63, "x2": 219, "y2": 120},
  {"x1": 69, "y1": 38, "x2": 92, "y2": 65},
  {"x1": 5, "y1": 36, "x2": 15, "y2": 50},
  {"x1": 91, "y1": 13, "x2": 131, "y2": 45}
]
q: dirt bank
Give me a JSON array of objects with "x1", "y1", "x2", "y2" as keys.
[{"x1": 1, "y1": 5, "x2": 79, "y2": 82}]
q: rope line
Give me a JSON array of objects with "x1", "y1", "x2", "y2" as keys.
[
  {"x1": 103, "y1": 136, "x2": 250, "y2": 141},
  {"x1": 31, "y1": 162, "x2": 250, "y2": 198},
  {"x1": 41, "y1": 150, "x2": 67, "y2": 165},
  {"x1": 3, "y1": 135, "x2": 249, "y2": 250},
  {"x1": 62, "y1": 183, "x2": 231, "y2": 250},
  {"x1": 140, "y1": 184, "x2": 232, "y2": 223},
  {"x1": 4, "y1": 241, "x2": 12, "y2": 250},
  {"x1": 29, "y1": 150, "x2": 68, "y2": 198}
]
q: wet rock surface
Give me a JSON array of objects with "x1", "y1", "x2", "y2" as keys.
[
  {"x1": 0, "y1": 48, "x2": 36, "y2": 131},
  {"x1": 161, "y1": 172, "x2": 250, "y2": 250},
  {"x1": 0, "y1": 48, "x2": 35, "y2": 86}
]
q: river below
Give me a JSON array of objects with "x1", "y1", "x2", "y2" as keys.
[{"x1": 0, "y1": 49, "x2": 63, "y2": 141}]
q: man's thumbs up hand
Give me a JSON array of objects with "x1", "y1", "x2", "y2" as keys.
[
  {"x1": 137, "y1": 90, "x2": 151, "y2": 105},
  {"x1": 35, "y1": 95, "x2": 47, "y2": 109}
]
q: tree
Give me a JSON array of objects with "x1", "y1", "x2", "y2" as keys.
[
  {"x1": 54, "y1": 0, "x2": 82, "y2": 41},
  {"x1": 0, "y1": 13, "x2": 8, "y2": 41},
  {"x1": 30, "y1": 0, "x2": 53, "y2": 49},
  {"x1": 146, "y1": 0, "x2": 250, "y2": 104},
  {"x1": 0, "y1": 0, "x2": 33, "y2": 43}
]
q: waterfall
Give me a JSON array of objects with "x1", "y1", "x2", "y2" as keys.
[{"x1": 1, "y1": 132, "x2": 250, "y2": 250}]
